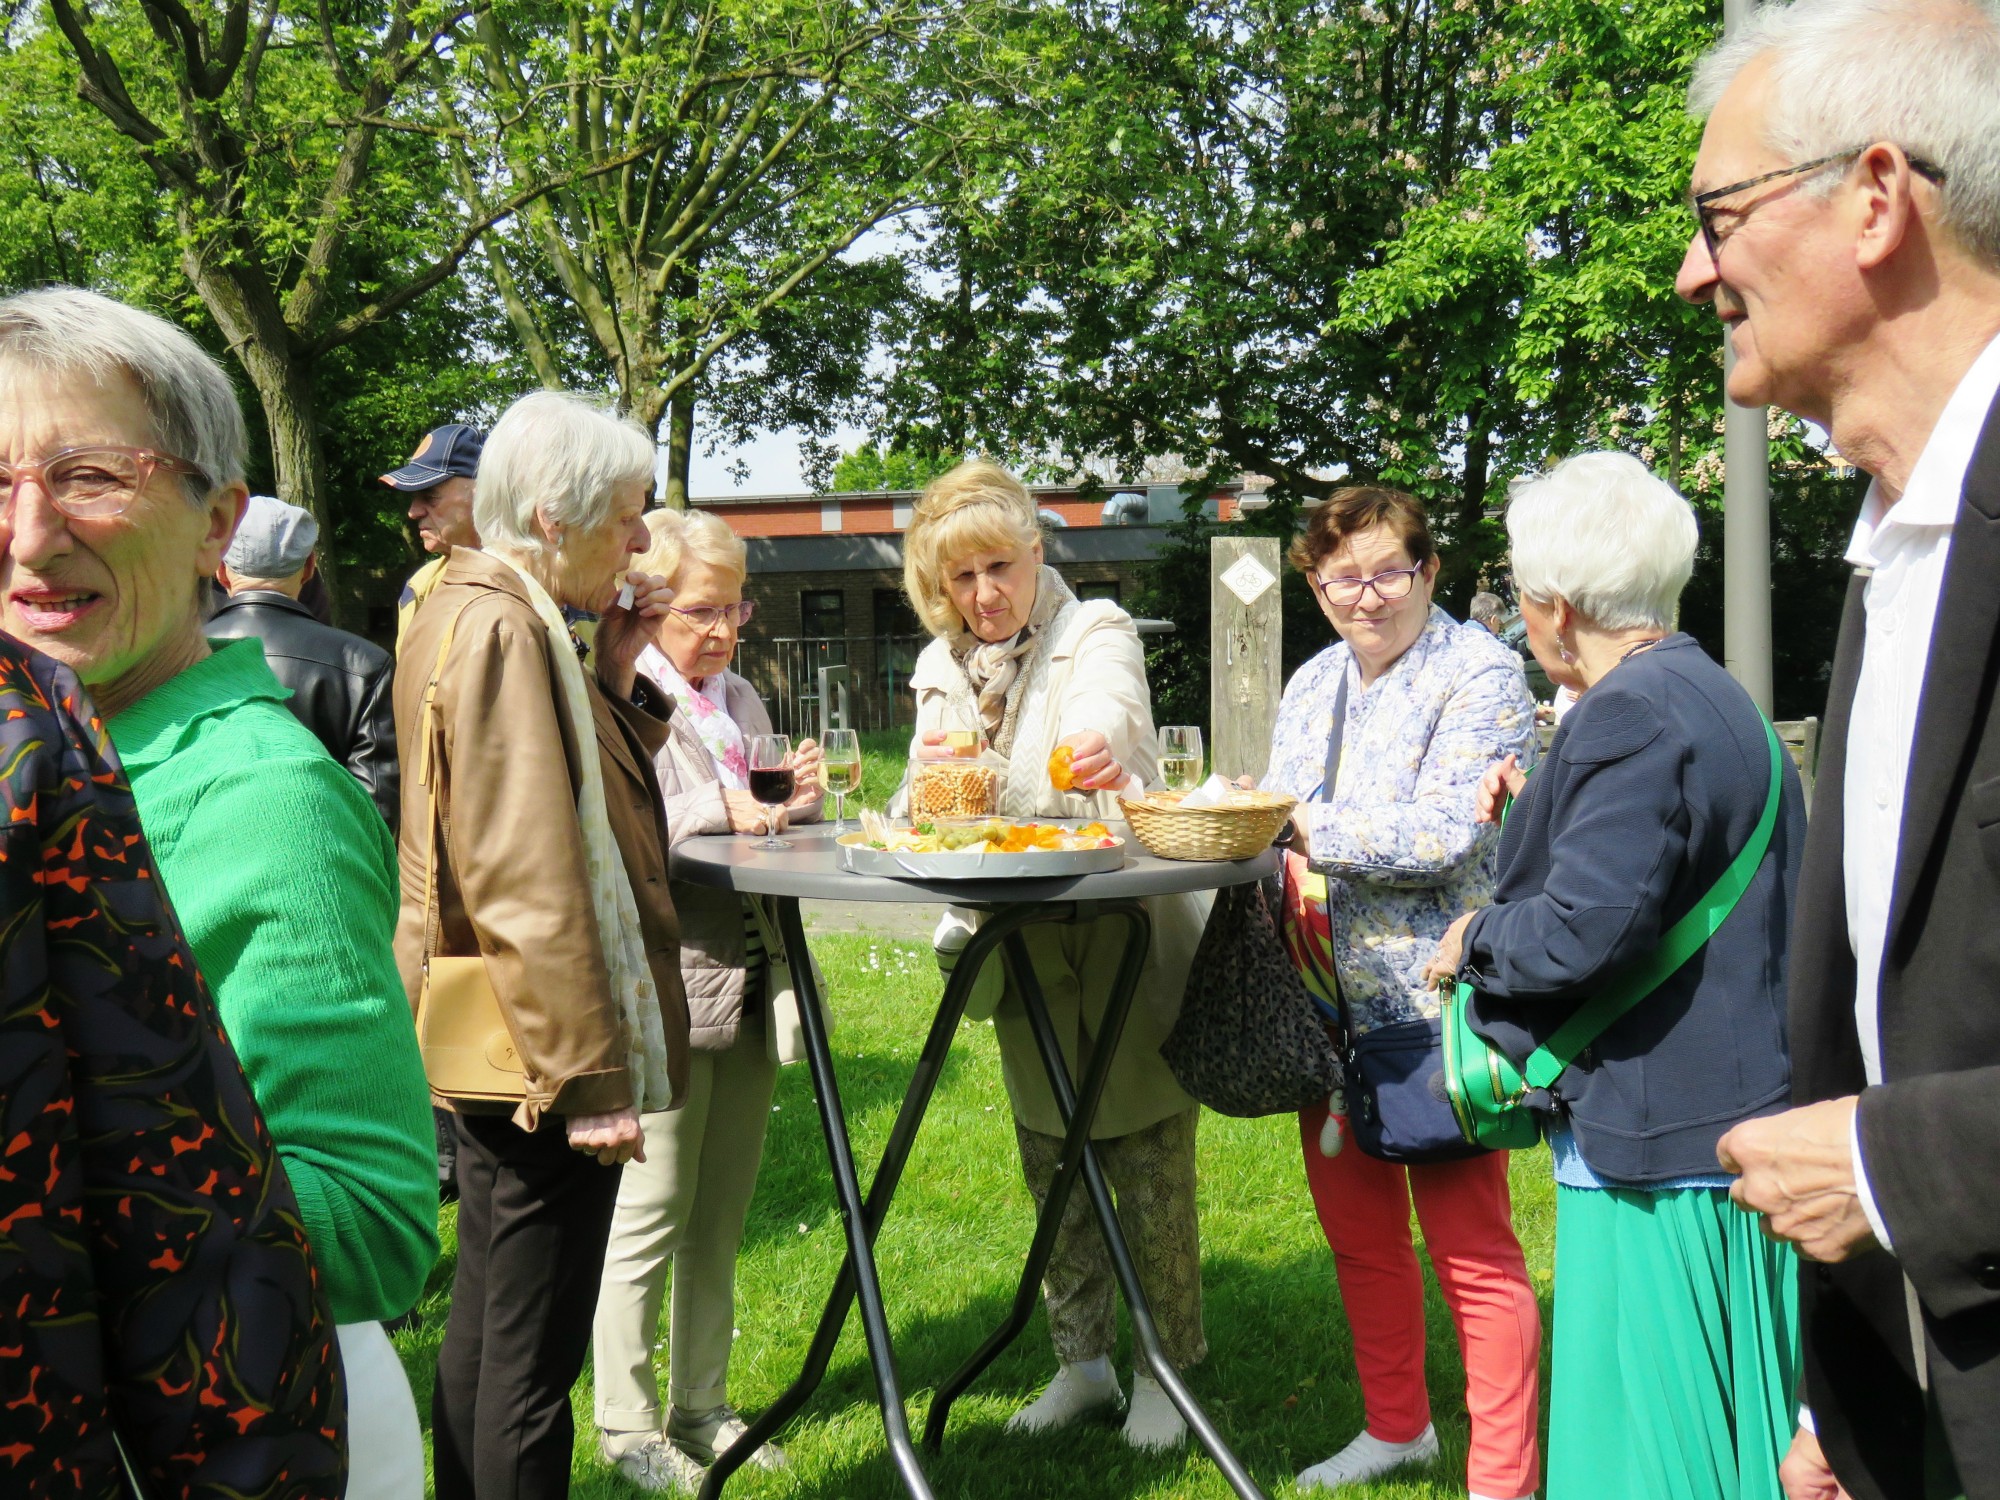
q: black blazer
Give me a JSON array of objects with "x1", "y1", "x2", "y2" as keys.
[
  {"x1": 206, "y1": 591, "x2": 401, "y2": 833},
  {"x1": 1790, "y1": 390, "x2": 2000, "y2": 1500}
]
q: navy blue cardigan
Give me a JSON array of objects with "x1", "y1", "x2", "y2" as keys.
[{"x1": 1459, "y1": 635, "x2": 1809, "y2": 1185}]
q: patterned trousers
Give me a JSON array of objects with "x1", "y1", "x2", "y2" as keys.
[{"x1": 1013, "y1": 1107, "x2": 1207, "y2": 1375}]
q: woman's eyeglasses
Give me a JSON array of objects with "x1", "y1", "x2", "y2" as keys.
[
  {"x1": 668, "y1": 601, "x2": 755, "y2": 630},
  {"x1": 1313, "y1": 565, "x2": 1423, "y2": 607},
  {"x1": 0, "y1": 445, "x2": 211, "y2": 520}
]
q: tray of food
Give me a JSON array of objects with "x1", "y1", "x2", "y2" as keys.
[{"x1": 839, "y1": 815, "x2": 1128, "y2": 880}]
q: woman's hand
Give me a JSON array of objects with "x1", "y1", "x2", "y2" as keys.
[
  {"x1": 567, "y1": 1107, "x2": 645, "y2": 1166},
  {"x1": 788, "y1": 736, "x2": 824, "y2": 806},
  {"x1": 1475, "y1": 754, "x2": 1526, "y2": 825},
  {"x1": 1423, "y1": 910, "x2": 1477, "y2": 989},
  {"x1": 594, "y1": 571, "x2": 674, "y2": 701},
  {"x1": 1059, "y1": 730, "x2": 1128, "y2": 791},
  {"x1": 723, "y1": 790, "x2": 784, "y2": 837},
  {"x1": 1778, "y1": 1429, "x2": 1851, "y2": 1500}
]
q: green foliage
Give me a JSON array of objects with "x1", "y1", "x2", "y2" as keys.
[{"x1": 830, "y1": 443, "x2": 955, "y2": 494}]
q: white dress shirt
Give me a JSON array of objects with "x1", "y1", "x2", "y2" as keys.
[{"x1": 1841, "y1": 329, "x2": 2000, "y2": 1249}]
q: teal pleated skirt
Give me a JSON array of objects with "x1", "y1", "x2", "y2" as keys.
[{"x1": 1548, "y1": 1183, "x2": 1801, "y2": 1500}]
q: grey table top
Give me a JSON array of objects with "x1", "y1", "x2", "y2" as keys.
[{"x1": 671, "y1": 825, "x2": 1278, "y2": 907}]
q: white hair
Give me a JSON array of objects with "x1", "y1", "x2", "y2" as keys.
[
  {"x1": 1689, "y1": 0, "x2": 2000, "y2": 268},
  {"x1": 0, "y1": 285, "x2": 246, "y2": 501},
  {"x1": 639, "y1": 507, "x2": 747, "y2": 588},
  {"x1": 1507, "y1": 452, "x2": 1699, "y2": 632},
  {"x1": 474, "y1": 390, "x2": 656, "y2": 556}
]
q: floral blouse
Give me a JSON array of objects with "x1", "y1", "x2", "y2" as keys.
[{"x1": 1264, "y1": 607, "x2": 1536, "y2": 1036}]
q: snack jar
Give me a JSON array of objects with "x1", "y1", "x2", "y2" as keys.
[{"x1": 908, "y1": 732, "x2": 1008, "y2": 820}]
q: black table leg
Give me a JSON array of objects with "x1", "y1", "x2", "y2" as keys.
[
  {"x1": 700, "y1": 899, "x2": 1057, "y2": 1500},
  {"x1": 922, "y1": 900, "x2": 1152, "y2": 1450},
  {"x1": 1000, "y1": 916, "x2": 1271, "y2": 1500}
]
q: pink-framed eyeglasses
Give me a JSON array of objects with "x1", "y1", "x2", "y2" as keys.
[{"x1": 0, "y1": 444, "x2": 211, "y2": 520}]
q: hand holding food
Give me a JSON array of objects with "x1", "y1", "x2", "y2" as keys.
[{"x1": 1056, "y1": 730, "x2": 1124, "y2": 791}]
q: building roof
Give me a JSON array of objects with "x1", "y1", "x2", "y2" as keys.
[{"x1": 694, "y1": 479, "x2": 1243, "y2": 508}]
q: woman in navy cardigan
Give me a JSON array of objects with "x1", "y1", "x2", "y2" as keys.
[{"x1": 1426, "y1": 452, "x2": 1810, "y2": 1500}]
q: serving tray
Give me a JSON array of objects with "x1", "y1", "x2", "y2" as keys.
[{"x1": 836, "y1": 825, "x2": 1129, "y2": 880}]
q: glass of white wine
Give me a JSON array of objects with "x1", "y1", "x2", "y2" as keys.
[
  {"x1": 1158, "y1": 725, "x2": 1204, "y2": 794},
  {"x1": 822, "y1": 727, "x2": 862, "y2": 831}
]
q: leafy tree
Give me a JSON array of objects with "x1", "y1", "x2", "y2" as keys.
[{"x1": 828, "y1": 442, "x2": 954, "y2": 493}]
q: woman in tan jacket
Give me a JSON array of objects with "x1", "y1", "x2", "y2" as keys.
[
  {"x1": 895, "y1": 460, "x2": 1209, "y2": 1453},
  {"x1": 393, "y1": 391, "x2": 689, "y2": 1500},
  {"x1": 590, "y1": 509, "x2": 822, "y2": 1491}
]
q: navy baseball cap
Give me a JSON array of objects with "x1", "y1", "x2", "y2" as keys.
[{"x1": 380, "y1": 424, "x2": 484, "y2": 490}]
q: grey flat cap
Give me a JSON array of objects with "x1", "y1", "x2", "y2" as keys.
[{"x1": 226, "y1": 494, "x2": 319, "y2": 577}]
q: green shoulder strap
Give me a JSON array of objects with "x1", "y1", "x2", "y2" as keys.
[{"x1": 1520, "y1": 717, "x2": 1785, "y2": 1092}]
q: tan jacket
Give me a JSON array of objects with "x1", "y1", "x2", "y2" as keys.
[
  {"x1": 393, "y1": 549, "x2": 690, "y2": 1127},
  {"x1": 648, "y1": 666, "x2": 820, "y2": 1052},
  {"x1": 901, "y1": 597, "x2": 1208, "y2": 1138}
]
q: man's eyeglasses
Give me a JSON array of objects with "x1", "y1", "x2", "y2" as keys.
[
  {"x1": 0, "y1": 445, "x2": 211, "y2": 520},
  {"x1": 668, "y1": 601, "x2": 755, "y2": 630},
  {"x1": 1693, "y1": 147, "x2": 1946, "y2": 262},
  {"x1": 1313, "y1": 565, "x2": 1424, "y2": 608}
]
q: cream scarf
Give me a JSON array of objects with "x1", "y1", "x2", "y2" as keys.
[
  {"x1": 489, "y1": 551, "x2": 674, "y2": 1114},
  {"x1": 950, "y1": 565, "x2": 1075, "y2": 755}
]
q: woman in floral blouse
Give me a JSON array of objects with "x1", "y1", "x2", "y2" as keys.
[{"x1": 1260, "y1": 488, "x2": 1542, "y2": 1500}]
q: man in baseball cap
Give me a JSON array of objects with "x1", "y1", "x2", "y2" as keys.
[
  {"x1": 382, "y1": 423, "x2": 483, "y2": 648},
  {"x1": 209, "y1": 496, "x2": 399, "y2": 831}
]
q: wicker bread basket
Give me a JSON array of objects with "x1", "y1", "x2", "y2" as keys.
[{"x1": 1116, "y1": 789, "x2": 1297, "y2": 862}]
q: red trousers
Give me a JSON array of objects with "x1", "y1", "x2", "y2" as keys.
[{"x1": 1299, "y1": 1104, "x2": 1542, "y2": 1500}]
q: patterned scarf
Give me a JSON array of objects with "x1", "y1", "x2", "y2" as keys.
[
  {"x1": 638, "y1": 644, "x2": 749, "y2": 790},
  {"x1": 950, "y1": 565, "x2": 1075, "y2": 755},
  {"x1": 487, "y1": 551, "x2": 674, "y2": 1113}
]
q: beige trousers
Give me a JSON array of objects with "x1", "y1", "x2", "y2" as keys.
[
  {"x1": 592, "y1": 1029, "x2": 778, "y2": 1430},
  {"x1": 1013, "y1": 1106, "x2": 1207, "y2": 1377}
]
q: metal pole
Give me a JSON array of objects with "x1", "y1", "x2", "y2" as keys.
[{"x1": 1721, "y1": 0, "x2": 1774, "y2": 715}]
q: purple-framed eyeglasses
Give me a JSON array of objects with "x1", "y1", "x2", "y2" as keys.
[
  {"x1": 0, "y1": 444, "x2": 211, "y2": 520},
  {"x1": 669, "y1": 601, "x2": 755, "y2": 631},
  {"x1": 1314, "y1": 564, "x2": 1423, "y2": 608}
]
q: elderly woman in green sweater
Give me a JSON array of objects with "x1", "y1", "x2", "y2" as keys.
[{"x1": 0, "y1": 287, "x2": 439, "y2": 1499}]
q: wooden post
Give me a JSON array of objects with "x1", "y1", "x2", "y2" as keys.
[{"x1": 1210, "y1": 536, "x2": 1283, "y2": 781}]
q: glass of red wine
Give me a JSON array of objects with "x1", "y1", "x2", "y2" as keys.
[{"x1": 746, "y1": 734, "x2": 795, "y2": 851}]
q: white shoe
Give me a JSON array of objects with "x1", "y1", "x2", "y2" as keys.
[
  {"x1": 1122, "y1": 1373, "x2": 1187, "y2": 1452},
  {"x1": 598, "y1": 1431, "x2": 705, "y2": 1495},
  {"x1": 1295, "y1": 1424, "x2": 1441, "y2": 1491},
  {"x1": 667, "y1": 1404, "x2": 788, "y2": 1471},
  {"x1": 1006, "y1": 1361, "x2": 1124, "y2": 1434}
]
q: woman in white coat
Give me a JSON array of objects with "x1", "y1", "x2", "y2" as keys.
[
  {"x1": 591, "y1": 509, "x2": 822, "y2": 1493},
  {"x1": 895, "y1": 460, "x2": 1208, "y2": 1452}
]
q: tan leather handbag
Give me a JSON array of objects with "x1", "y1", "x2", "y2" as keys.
[{"x1": 413, "y1": 600, "x2": 526, "y2": 1103}]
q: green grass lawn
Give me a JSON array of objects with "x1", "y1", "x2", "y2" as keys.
[{"x1": 394, "y1": 931, "x2": 1557, "y2": 1498}]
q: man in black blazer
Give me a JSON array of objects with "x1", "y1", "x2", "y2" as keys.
[{"x1": 1676, "y1": 4, "x2": 2000, "y2": 1498}]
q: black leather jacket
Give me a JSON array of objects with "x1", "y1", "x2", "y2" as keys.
[{"x1": 206, "y1": 591, "x2": 401, "y2": 832}]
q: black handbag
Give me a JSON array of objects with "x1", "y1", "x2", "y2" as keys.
[
  {"x1": 1160, "y1": 876, "x2": 1344, "y2": 1118},
  {"x1": 1315, "y1": 667, "x2": 1488, "y2": 1164}
]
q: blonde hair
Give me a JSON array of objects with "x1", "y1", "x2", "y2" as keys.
[
  {"x1": 901, "y1": 460, "x2": 1044, "y2": 637},
  {"x1": 640, "y1": 507, "x2": 747, "y2": 588}
]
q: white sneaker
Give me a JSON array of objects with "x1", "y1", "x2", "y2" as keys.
[
  {"x1": 1006, "y1": 1361, "x2": 1125, "y2": 1434},
  {"x1": 667, "y1": 1404, "x2": 788, "y2": 1471},
  {"x1": 598, "y1": 1431, "x2": 705, "y2": 1495},
  {"x1": 1122, "y1": 1373, "x2": 1187, "y2": 1452},
  {"x1": 1295, "y1": 1424, "x2": 1441, "y2": 1491}
]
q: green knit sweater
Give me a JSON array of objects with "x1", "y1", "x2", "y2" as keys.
[{"x1": 110, "y1": 639, "x2": 439, "y2": 1324}]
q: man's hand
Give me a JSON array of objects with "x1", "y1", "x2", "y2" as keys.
[
  {"x1": 594, "y1": 571, "x2": 674, "y2": 700},
  {"x1": 567, "y1": 1107, "x2": 645, "y2": 1166},
  {"x1": 1718, "y1": 1096, "x2": 1876, "y2": 1263},
  {"x1": 1780, "y1": 1428, "x2": 1852, "y2": 1500}
]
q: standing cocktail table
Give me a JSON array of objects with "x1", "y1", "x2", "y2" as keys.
[{"x1": 671, "y1": 826, "x2": 1277, "y2": 1500}]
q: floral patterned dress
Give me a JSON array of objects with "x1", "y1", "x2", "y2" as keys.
[
  {"x1": 1264, "y1": 607, "x2": 1536, "y2": 1036},
  {"x1": 0, "y1": 638, "x2": 344, "y2": 1498}
]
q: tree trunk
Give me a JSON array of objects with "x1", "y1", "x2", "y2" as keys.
[
  {"x1": 245, "y1": 344, "x2": 341, "y2": 621},
  {"x1": 661, "y1": 387, "x2": 694, "y2": 510},
  {"x1": 1441, "y1": 394, "x2": 1492, "y2": 612}
]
